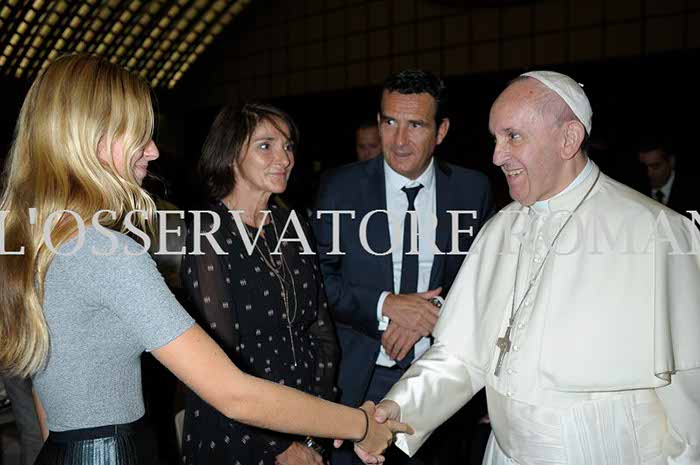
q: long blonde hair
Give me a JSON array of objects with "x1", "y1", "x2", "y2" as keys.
[{"x1": 0, "y1": 54, "x2": 157, "y2": 377}]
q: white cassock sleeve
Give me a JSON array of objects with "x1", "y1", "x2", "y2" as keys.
[
  {"x1": 382, "y1": 216, "x2": 507, "y2": 456},
  {"x1": 384, "y1": 342, "x2": 486, "y2": 456},
  {"x1": 655, "y1": 369, "x2": 700, "y2": 465}
]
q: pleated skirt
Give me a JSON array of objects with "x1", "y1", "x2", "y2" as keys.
[{"x1": 34, "y1": 417, "x2": 157, "y2": 465}]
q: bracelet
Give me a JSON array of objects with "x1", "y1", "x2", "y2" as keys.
[
  {"x1": 354, "y1": 408, "x2": 369, "y2": 443},
  {"x1": 304, "y1": 436, "x2": 326, "y2": 456}
]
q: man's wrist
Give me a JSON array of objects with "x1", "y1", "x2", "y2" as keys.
[
  {"x1": 430, "y1": 296, "x2": 445, "y2": 313},
  {"x1": 377, "y1": 291, "x2": 392, "y2": 321},
  {"x1": 381, "y1": 293, "x2": 395, "y2": 320}
]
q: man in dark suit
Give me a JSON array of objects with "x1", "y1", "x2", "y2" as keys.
[
  {"x1": 638, "y1": 142, "x2": 697, "y2": 217},
  {"x1": 313, "y1": 70, "x2": 492, "y2": 465},
  {"x1": 355, "y1": 118, "x2": 382, "y2": 162}
]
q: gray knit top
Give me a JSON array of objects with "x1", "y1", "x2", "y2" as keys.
[{"x1": 33, "y1": 228, "x2": 194, "y2": 432}]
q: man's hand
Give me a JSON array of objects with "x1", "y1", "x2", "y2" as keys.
[
  {"x1": 276, "y1": 441, "x2": 324, "y2": 465},
  {"x1": 382, "y1": 288, "x2": 442, "y2": 336},
  {"x1": 381, "y1": 322, "x2": 421, "y2": 361}
]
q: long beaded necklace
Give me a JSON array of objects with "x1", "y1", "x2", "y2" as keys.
[
  {"x1": 244, "y1": 212, "x2": 299, "y2": 366},
  {"x1": 494, "y1": 171, "x2": 600, "y2": 377}
]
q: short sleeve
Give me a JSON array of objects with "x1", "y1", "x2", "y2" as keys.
[{"x1": 74, "y1": 229, "x2": 195, "y2": 352}]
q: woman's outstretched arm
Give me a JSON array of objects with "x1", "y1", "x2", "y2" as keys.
[{"x1": 153, "y1": 324, "x2": 412, "y2": 456}]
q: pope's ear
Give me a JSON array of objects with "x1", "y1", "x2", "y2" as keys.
[
  {"x1": 436, "y1": 118, "x2": 450, "y2": 145},
  {"x1": 561, "y1": 120, "x2": 585, "y2": 160}
]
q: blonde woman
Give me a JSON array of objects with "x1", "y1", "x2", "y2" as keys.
[{"x1": 0, "y1": 54, "x2": 409, "y2": 465}]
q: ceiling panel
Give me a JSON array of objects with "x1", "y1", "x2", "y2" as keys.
[{"x1": 0, "y1": 0, "x2": 251, "y2": 88}]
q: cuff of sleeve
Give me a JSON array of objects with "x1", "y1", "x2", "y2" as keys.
[
  {"x1": 144, "y1": 319, "x2": 195, "y2": 353},
  {"x1": 377, "y1": 291, "x2": 391, "y2": 331},
  {"x1": 667, "y1": 444, "x2": 700, "y2": 465}
]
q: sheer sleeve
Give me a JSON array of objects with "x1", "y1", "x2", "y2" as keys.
[
  {"x1": 309, "y1": 262, "x2": 339, "y2": 401},
  {"x1": 181, "y1": 214, "x2": 296, "y2": 462},
  {"x1": 297, "y1": 212, "x2": 339, "y2": 400},
  {"x1": 182, "y1": 222, "x2": 238, "y2": 353}
]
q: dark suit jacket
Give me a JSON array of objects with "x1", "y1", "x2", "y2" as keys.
[
  {"x1": 312, "y1": 155, "x2": 493, "y2": 407},
  {"x1": 665, "y1": 174, "x2": 698, "y2": 217}
]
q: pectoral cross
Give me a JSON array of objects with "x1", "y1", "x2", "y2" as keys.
[{"x1": 494, "y1": 324, "x2": 512, "y2": 377}]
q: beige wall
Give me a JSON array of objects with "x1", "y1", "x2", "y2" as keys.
[{"x1": 183, "y1": 0, "x2": 698, "y2": 106}]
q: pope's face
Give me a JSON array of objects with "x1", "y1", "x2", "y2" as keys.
[{"x1": 489, "y1": 80, "x2": 568, "y2": 206}]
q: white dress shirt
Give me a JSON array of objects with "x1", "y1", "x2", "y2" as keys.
[
  {"x1": 375, "y1": 159, "x2": 437, "y2": 367},
  {"x1": 651, "y1": 170, "x2": 675, "y2": 206}
]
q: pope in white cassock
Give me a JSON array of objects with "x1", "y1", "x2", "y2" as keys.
[{"x1": 356, "y1": 71, "x2": 700, "y2": 465}]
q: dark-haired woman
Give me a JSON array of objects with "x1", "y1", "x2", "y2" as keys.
[{"x1": 182, "y1": 103, "x2": 338, "y2": 465}]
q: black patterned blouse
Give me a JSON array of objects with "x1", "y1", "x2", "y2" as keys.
[{"x1": 181, "y1": 201, "x2": 338, "y2": 465}]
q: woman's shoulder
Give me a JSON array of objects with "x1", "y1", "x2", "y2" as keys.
[
  {"x1": 49, "y1": 227, "x2": 158, "y2": 294},
  {"x1": 59, "y1": 226, "x2": 148, "y2": 259}
]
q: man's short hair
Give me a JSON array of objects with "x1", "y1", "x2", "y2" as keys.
[
  {"x1": 638, "y1": 136, "x2": 673, "y2": 160},
  {"x1": 382, "y1": 69, "x2": 447, "y2": 124},
  {"x1": 356, "y1": 117, "x2": 377, "y2": 131}
]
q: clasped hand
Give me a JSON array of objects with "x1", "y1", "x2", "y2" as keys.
[
  {"x1": 381, "y1": 288, "x2": 441, "y2": 361},
  {"x1": 276, "y1": 441, "x2": 324, "y2": 465},
  {"x1": 334, "y1": 400, "x2": 408, "y2": 464}
]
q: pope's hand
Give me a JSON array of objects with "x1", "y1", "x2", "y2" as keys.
[
  {"x1": 373, "y1": 400, "x2": 400, "y2": 424},
  {"x1": 334, "y1": 401, "x2": 413, "y2": 465}
]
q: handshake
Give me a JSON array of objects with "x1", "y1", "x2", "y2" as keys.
[{"x1": 337, "y1": 400, "x2": 408, "y2": 464}]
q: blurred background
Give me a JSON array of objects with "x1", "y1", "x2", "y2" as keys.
[{"x1": 0, "y1": 0, "x2": 698, "y2": 212}]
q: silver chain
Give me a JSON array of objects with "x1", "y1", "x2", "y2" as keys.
[
  {"x1": 508, "y1": 171, "x2": 601, "y2": 326},
  {"x1": 244, "y1": 213, "x2": 300, "y2": 365},
  {"x1": 248, "y1": 216, "x2": 298, "y2": 326}
]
